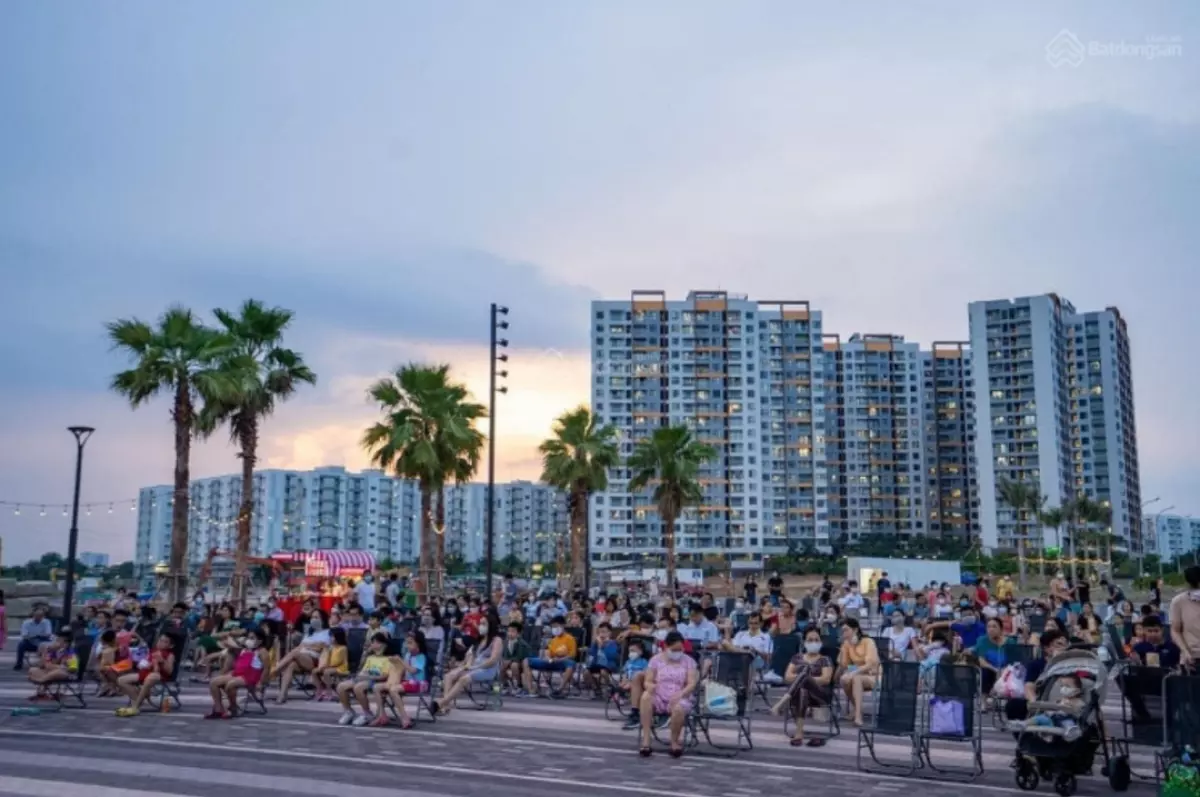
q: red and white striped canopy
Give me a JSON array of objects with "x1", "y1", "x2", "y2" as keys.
[{"x1": 271, "y1": 550, "x2": 376, "y2": 575}]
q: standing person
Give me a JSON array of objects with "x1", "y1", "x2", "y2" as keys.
[
  {"x1": 767, "y1": 571, "x2": 784, "y2": 607},
  {"x1": 1149, "y1": 578, "x2": 1164, "y2": 611},
  {"x1": 1169, "y1": 566, "x2": 1200, "y2": 670},
  {"x1": 385, "y1": 573, "x2": 402, "y2": 607},
  {"x1": 875, "y1": 571, "x2": 891, "y2": 617},
  {"x1": 743, "y1": 574, "x2": 758, "y2": 605},
  {"x1": 355, "y1": 574, "x2": 377, "y2": 613}
]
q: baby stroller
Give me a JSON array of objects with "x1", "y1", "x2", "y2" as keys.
[{"x1": 1010, "y1": 649, "x2": 1113, "y2": 796}]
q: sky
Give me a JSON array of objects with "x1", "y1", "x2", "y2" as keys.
[{"x1": 0, "y1": 2, "x2": 1196, "y2": 564}]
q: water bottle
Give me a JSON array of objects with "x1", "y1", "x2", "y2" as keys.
[{"x1": 10, "y1": 707, "x2": 41, "y2": 717}]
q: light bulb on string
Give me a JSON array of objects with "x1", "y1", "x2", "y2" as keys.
[
  {"x1": 62, "y1": 507, "x2": 68, "y2": 517},
  {"x1": 108, "y1": 503, "x2": 114, "y2": 514},
  {"x1": 39, "y1": 506, "x2": 46, "y2": 517},
  {"x1": 13, "y1": 505, "x2": 20, "y2": 516}
]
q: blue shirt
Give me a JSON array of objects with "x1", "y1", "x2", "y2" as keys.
[
  {"x1": 588, "y1": 640, "x2": 621, "y2": 669},
  {"x1": 681, "y1": 619, "x2": 720, "y2": 646},
  {"x1": 623, "y1": 657, "x2": 649, "y2": 679},
  {"x1": 952, "y1": 620, "x2": 987, "y2": 648}
]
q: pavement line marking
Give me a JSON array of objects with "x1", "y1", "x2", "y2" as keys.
[
  {"x1": 0, "y1": 729, "x2": 1037, "y2": 795},
  {"x1": 0, "y1": 750, "x2": 454, "y2": 797},
  {"x1": 0, "y1": 777, "x2": 188, "y2": 797}
]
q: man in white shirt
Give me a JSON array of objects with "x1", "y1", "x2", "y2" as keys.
[
  {"x1": 354, "y1": 575, "x2": 377, "y2": 612},
  {"x1": 384, "y1": 574, "x2": 401, "y2": 607},
  {"x1": 725, "y1": 612, "x2": 773, "y2": 671},
  {"x1": 838, "y1": 581, "x2": 865, "y2": 616},
  {"x1": 881, "y1": 612, "x2": 918, "y2": 660}
]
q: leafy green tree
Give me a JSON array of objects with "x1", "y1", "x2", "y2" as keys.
[
  {"x1": 627, "y1": 426, "x2": 717, "y2": 593},
  {"x1": 198, "y1": 300, "x2": 316, "y2": 605},
  {"x1": 109, "y1": 307, "x2": 237, "y2": 601},
  {"x1": 539, "y1": 407, "x2": 620, "y2": 589}
]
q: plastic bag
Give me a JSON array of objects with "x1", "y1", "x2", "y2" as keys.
[
  {"x1": 993, "y1": 663, "x2": 1027, "y2": 699},
  {"x1": 929, "y1": 698, "x2": 966, "y2": 736},
  {"x1": 704, "y1": 681, "x2": 738, "y2": 717}
]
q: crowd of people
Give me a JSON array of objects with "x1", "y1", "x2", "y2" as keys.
[{"x1": 9, "y1": 565, "x2": 1200, "y2": 759}]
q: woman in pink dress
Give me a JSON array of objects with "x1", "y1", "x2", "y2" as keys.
[{"x1": 639, "y1": 630, "x2": 699, "y2": 758}]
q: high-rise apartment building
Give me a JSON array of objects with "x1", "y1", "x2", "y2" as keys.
[
  {"x1": 1144, "y1": 512, "x2": 1200, "y2": 562},
  {"x1": 495, "y1": 481, "x2": 569, "y2": 565},
  {"x1": 590, "y1": 291, "x2": 827, "y2": 566},
  {"x1": 920, "y1": 342, "x2": 979, "y2": 543},
  {"x1": 969, "y1": 294, "x2": 1141, "y2": 554},
  {"x1": 821, "y1": 333, "x2": 924, "y2": 541},
  {"x1": 135, "y1": 468, "x2": 566, "y2": 568},
  {"x1": 1065, "y1": 308, "x2": 1142, "y2": 552}
]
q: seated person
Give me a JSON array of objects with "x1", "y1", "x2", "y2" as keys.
[
  {"x1": 723, "y1": 611, "x2": 772, "y2": 671},
  {"x1": 336, "y1": 632, "x2": 394, "y2": 727},
  {"x1": 838, "y1": 619, "x2": 880, "y2": 727},
  {"x1": 433, "y1": 619, "x2": 504, "y2": 716},
  {"x1": 96, "y1": 629, "x2": 133, "y2": 697},
  {"x1": 115, "y1": 632, "x2": 176, "y2": 717},
  {"x1": 1005, "y1": 629, "x2": 1070, "y2": 721},
  {"x1": 882, "y1": 611, "x2": 918, "y2": 661},
  {"x1": 273, "y1": 610, "x2": 331, "y2": 704},
  {"x1": 206, "y1": 628, "x2": 268, "y2": 719},
  {"x1": 638, "y1": 631, "x2": 699, "y2": 758},
  {"x1": 1130, "y1": 616, "x2": 1181, "y2": 669},
  {"x1": 583, "y1": 622, "x2": 621, "y2": 693},
  {"x1": 501, "y1": 621, "x2": 533, "y2": 696},
  {"x1": 374, "y1": 630, "x2": 429, "y2": 729},
  {"x1": 772, "y1": 627, "x2": 834, "y2": 747},
  {"x1": 523, "y1": 616, "x2": 578, "y2": 697},
  {"x1": 1029, "y1": 674, "x2": 1086, "y2": 740},
  {"x1": 311, "y1": 627, "x2": 350, "y2": 701},
  {"x1": 15, "y1": 607, "x2": 54, "y2": 671},
  {"x1": 27, "y1": 629, "x2": 79, "y2": 696},
  {"x1": 972, "y1": 617, "x2": 1010, "y2": 693}
]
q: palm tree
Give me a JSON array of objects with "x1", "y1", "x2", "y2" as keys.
[
  {"x1": 539, "y1": 407, "x2": 620, "y2": 590},
  {"x1": 108, "y1": 307, "x2": 236, "y2": 602},
  {"x1": 1039, "y1": 505, "x2": 1066, "y2": 573},
  {"x1": 627, "y1": 426, "x2": 716, "y2": 594},
  {"x1": 997, "y1": 478, "x2": 1041, "y2": 588},
  {"x1": 362, "y1": 364, "x2": 482, "y2": 598},
  {"x1": 431, "y1": 383, "x2": 485, "y2": 589},
  {"x1": 199, "y1": 300, "x2": 316, "y2": 606}
]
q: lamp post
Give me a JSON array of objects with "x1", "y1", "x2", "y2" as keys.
[
  {"x1": 1153, "y1": 505, "x2": 1175, "y2": 577},
  {"x1": 485, "y1": 304, "x2": 509, "y2": 597},
  {"x1": 62, "y1": 426, "x2": 95, "y2": 627},
  {"x1": 1135, "y1": 496, "x2": 1160, "y2": 576}
]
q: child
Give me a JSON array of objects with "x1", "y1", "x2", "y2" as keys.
[
  {"x1": 97, "y1": 629, "x2": 132, "y2": 697},
  {"x1": 501, "y1": 621, "x2": 532, "y2": 696},
  {"x1": 1030, "y1": 674, "x2": 1086, "y2": 740},
  {"x1": 583, "y1": 622, "x2": 621, "y2": 694},
  {"x1": 28, "y1": 629, "x2": 78, "y2": 697},
  {"x1": 337, "y1": 632, "x2": 392, "y2": 727},
  {"x1": 205, "y1": 628, "x2": 267, "y2": 719},
  {"x1": 374, "y1": 631, "x2": 428, "y2": 728},
  {"x1": 311, "y1": 627, "x2": 350, "y2": 700},
  {"x1": 116, "y1": 633, "x2": 176, "y2": 716}
]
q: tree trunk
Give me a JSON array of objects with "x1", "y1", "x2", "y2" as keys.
[
  {"x1": 1017, "y1": 535, "x2": 1027, "y2": 590},
  {"x1": 434, "y1": 486, "x2": 446, "y2": 595},
  {"x1": 232, "y1": 414, "x2": 257, "y2": 610},
  {"x1": 169, "y1": 380, "x2": 193, "y2": 604},
  {"x1": 569, "y1": 483, "x2": 587, "y2": 592},
  {"x1": 419, "y1": 480, "x2": 433, "y2": 600},
  {"x1": 1067, "y1": 523, "x2": 1077, "y2": 581},
  {"x1": 664, "y1": 513, "x2": 677, "y2": 598}
]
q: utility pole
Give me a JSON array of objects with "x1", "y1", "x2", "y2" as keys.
[
  {"x1": 485, "y1": 303, "x2": 509, "y2": 599},
  {"x1": 63, "y1": 426, "x2": 95, "y2": 627}
]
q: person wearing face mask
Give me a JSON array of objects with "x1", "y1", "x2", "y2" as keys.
[
  {"x1": 500, "y1": 621, "x2": 534, "y2": 696},
  {"x1": 354, "y1": 574, "x2": 377, "y2": 613},
  {"x1": 882, "y1": 611, "x2": 917, "y2": 661},
  {"x1": 1027, "y1": 673, "x2": 1086, "y2": 739},
  {"x1": 637, "y1": 630, "x2": 698, "y2": 758},
  {"x1": 1003, "y1": 629, "x2": 1070, "y2": 722},
  {"x1": 773, "y1": 627, "x2": 834, "y2": 747},
  {"x1": 433, "y1": 611, "x2": 504, "y2": 715},
  {"x1": 272, "y1": 610, "x2": 331, "y2": 704},
  {"x1": 206, "y1": 628, "x2": 267, "y2": 719},
  {"x1": 837, "y1": 618, "x2": 880, "y2": 727},
  {"x1": 524, "y1": 616, "x2": 578, "y2": 697},
  {"x1": 1169, "y1": 565, "x2": 1200, "y2": 669}
]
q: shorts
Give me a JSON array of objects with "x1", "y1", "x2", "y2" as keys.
[
  {"x1": 111, "y1": 660, "x2": 133, "y2": 674},
  {"x1": 198, "y1": 636, "x2": 220, "y2": 654},
  {"x1": 528, "y1": 658, "x2": 572, "y2": 672},
  {"x1": 401, "y1": 680, "x2": 427, "y2": 694}
]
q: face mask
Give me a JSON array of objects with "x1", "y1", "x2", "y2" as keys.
[
  {"x1": 654, "y1": 629, "x2": 668, "y2": 641},
  {"x1": 891, "y1": 616, "x2": 904, "y2": 626},
  {"x1": 477, "y1": 625, "x2": 489, "y2": 636},
  {"x1": 999, "y1": 607, "x2": 1008, "y2": 616},
  {"x1": 988, "y1": 602, "x2": 996, "y2": 608},
  {"x1": 666, "y1": 650, "x2": 683, "y2": 662},
  {"x1": 254, "y1": 612, "x2": 265, "y2": 622},
  {"x1": 804, "y1": 642, "x2": 822, "y2": 654},
  {"x1": 245, "y1": 639, "x2": 259, "y2": 649},
  {"x1": 824, "y1": 613, "x2": 836, "y2": 622},
  {"x1": 1060, "y1": 687, "x2": 1080, "y2": 698},
  {"x1": 961, "y1": 616, "x2": 975, "y2": 625},
  {"x1": 628, "y1": 650, "x2": 641, "y2": 660},
  {"x1": 551, "y1": 627, "x2": 563, "y2": 637},
  {"x1": 421, "y1": 616, "x2": 433, "y2": 626},
  {"x1": 310, "y1": 620, "x2": 323, "y2": 631}
]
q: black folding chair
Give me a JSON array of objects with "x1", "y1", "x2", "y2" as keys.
[
  {"x1": 411, "y1": 638, "x2": 442, "y2": 723},
  {"x1": 1159, "y1": 671, "x2": 1200, "y2": 774},
  {"x1": 1109, "y1": 665, "x2": 1170, "y2": 786},
  {"x1": 605, "y1": 635, "x2": 654, "y2": 722},
  {"x1": 856, "y1": 661, "x2": 922, "y2": 777},
  {"x1": 687, "y1": 652, "x2": 755, "y2": 757},
  {"x1": 146, "y1": 634, "x2": 188, "y2": 712},
  {"x1": 918, "y1": 664, "x2": 984, "y2": 781},
  {"x1": 754, "y1": 632, "x2": 800, "y2": 710},
  {"x1": 47, "y1": 642, "x2": 92, "y2": 710}
]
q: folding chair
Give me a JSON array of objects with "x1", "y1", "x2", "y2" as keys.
[
  {"x1": 604, "y1": 635, "x2": 654, "y2": 722},
  {"x1": 47, "y1": 642, "x2": 92, "y2": 710},
  {"x1": 1145, "y1": 671, "x2": 1200, "y2": 791},
  {"x1": 1108, "y1": 664, "x2": 1170, "y2": 787},
  {"x1": 411, "y1": 638, "x2": 442, "y2": 723},
  {"x1": 687, "y1": 652, "x2": 755, "y2": 757},
  {"x1": 146, "y1": 635, "x2": 188, "y2": 712},
  {"x1": 754, "y1": 632, "x2": 799, "y2": 710},
  {"x1": 783, "y1": 654, "x2": 841, "y2": 742},
  {"x1": 917, "y1": 663, "x2": 984, "y2": 782},
  {"x1": 856, "y1": 660, "x2": 922, "y2": 777}
]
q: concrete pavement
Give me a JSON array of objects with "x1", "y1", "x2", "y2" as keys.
[{"x1": 0, "y1": 647, "x2": 1159, "y2": 797}]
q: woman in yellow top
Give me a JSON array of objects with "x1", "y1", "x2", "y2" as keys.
[
  {"x1": 837, "y1": 618, "x2": 880, "y2": 727},
  {"x1": 311, "y1": 627, "x2": 350, "y2": 701}
]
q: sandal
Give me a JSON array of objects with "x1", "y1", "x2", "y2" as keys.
[
  {"x1": 638, "y1": 746, "x2": 652, "y2": 758},
  {"x1": 669, "y1": 746, "x2": 683, "y2": 759},
  {"x1": 789, "y1": 738, "x2": 806, "y2": 747},
  {"x1": 369, "y1": 715, "x2": 390, "y2": 728},
  {"x1": 399, "y1": 718, "x2": 414, "y2": 730},
  {"x1": 202, "y1": 711, "x2": 228, "y2": 720},
  {"x1": 806, "y1": 738, "x2": 826, "y2": 748},
  {"x1": 115, "y1": 707, "x2": 140, "y2": 718}
]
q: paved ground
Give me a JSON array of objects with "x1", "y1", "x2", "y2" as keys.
[{"x1": 0, "y1": 646, "x2": 1159, "y2": 797}]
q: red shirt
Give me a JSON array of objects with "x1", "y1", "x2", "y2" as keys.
[
  {"x1": 974, "y1": 585, "x2": 989, "y2": 608},
  {"x1": 461, "y1": 611, "x2": 482, "y2": 638}
]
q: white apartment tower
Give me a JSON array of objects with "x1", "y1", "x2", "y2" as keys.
[
  {"x1": 590, "y1": 291, "x2": 829, "y2": 567},
  {"x1": 969, "y1": 294, "x2": 1141, "y2": 553},
  {"x1": 1065, "y1": 308, "x2": 1142, "y2": 552},
  {"x1": 821, "y1": 333, "x2": 924, "y2": 542},
  {"x1": 919, "y1": 342, "x2": 980, "y2": 543}
]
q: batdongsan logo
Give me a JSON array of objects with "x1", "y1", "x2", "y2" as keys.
[{"x1": 1046, "y1": 29, "x2": 1183, "y2": 68}]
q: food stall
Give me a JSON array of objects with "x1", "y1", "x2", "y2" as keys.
[{"x1": 270, "y1": 550, "x2": 377, "y2": 622}]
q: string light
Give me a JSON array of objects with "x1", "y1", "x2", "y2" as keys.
[{"x1": 0, "y1": 497, "x2": 141, "y2": 517}]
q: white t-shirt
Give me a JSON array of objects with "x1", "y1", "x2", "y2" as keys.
[
  {"x1": 839, "y1": 592, "x2": 865, "y2": 611},
  {"x1": 883, "y1": 625, "x2": 917, "y2": 655},
  {"x1": 302, "y1": 629, "x2": 331, "y2": 649},
  {"x1": 732, "y1": 630, "x2": 773, "y2": 658},
  {"x1": 355, "y1": 580, "x2": 377, "y2": 612}
]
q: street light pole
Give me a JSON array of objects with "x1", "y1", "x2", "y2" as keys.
[
  {"x1": 63, "y1": 426, "x2": 95, "y2": 627},
  {"x1": 485, "y1": 304, "x2": 509, "y2": 599},
  {"x1": 1136, "y1": 496, "x2": 1160, "y2": 576},
  {"x1": 1152, "y1": 505, "x2": 1175, "y2": 578}
]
